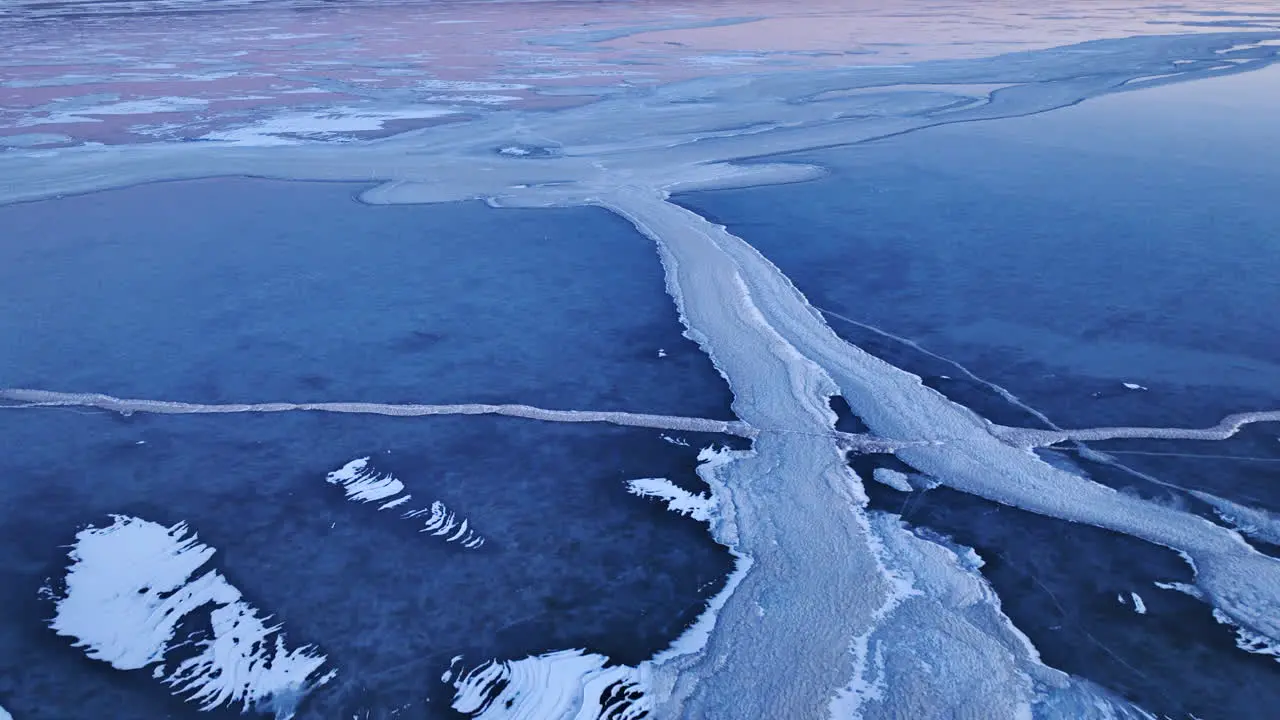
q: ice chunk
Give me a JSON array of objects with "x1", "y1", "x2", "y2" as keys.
[
  {"x1": 1131, "y1": 592, "x2": 1147, "y2": 615},
  {"x1": 1122, "y1": 382, "x2": 1147, "y2": 391},
  {"x1": 871, "y1": 468, "x2": 914, "y2": 493}
]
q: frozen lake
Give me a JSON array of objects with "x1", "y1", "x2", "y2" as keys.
[{"x1": 2, "y1": 1, "x2": 1279, "y2": 719}]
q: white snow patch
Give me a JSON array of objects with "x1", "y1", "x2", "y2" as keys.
[
  {"x1": 450, "y1": 650, "x2": 648, "y2": 719},
  {"x1": 1130, "y1": 592, "x2": 1147, "y2": 615},
  {"x1": 0, "y1": 703, "x2": 11, "y2": 720},
  {"x1": 21, "y1": 97, "x2": 209, "y2": 126},
  {"x1": 657, "y1": 348, "x2": 667, "y2": 358},
  {"x1": 626, "y1": 478, "x2": 715, "y2": 522},
  {"x1": 200, "y1": 106, "x2": 456, "y2": 146},
  {"x1": 1122, "y1": 382, "x2": 1147, "y2": 391},
  {"x1": 417, "y1": 80, "x2": 531, "y2": 92},
  {"x1": 660, "y1": 433, "x2": 689, "y2": 447},
  {"x1": 49, "y1": 515, "x2": 332, "y2": 717},
  {"x1": 327, "y1": 458, "x2": 485, "y2": 549}
]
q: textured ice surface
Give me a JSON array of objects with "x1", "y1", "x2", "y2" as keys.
[{"x1": 48, "y1": 515, "x2": 333, "y2": 717}]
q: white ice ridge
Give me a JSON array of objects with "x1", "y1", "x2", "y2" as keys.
[
  {"x1": 326, "y1": 458, "x2": 484, "y2": 548},
  {"x1": 0, "y1": 388, "x2": 755, "y2": 438},
  {"x1": 996, "y1": 410, "x2": 1280, "y2": 447},
  {"x1": 626, "y1": 477, "x2": 715, "y2": 522},
  {"x1": 0, "y1": 388, "x2": 903, "y2": 453},
  {"x1": 48, "y1": 515, "x2": 334, "y2": 718}
]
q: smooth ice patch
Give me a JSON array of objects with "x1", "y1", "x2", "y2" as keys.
[
  {"x1": 327, "y1": 458, "x2": 485, "y2": 548},
  {"x1": 48, "y1": 515, "x2": 333, "y2": 718}
]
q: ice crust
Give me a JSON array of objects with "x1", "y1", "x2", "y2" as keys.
[
  {"x1": 5, "y1": 29, "x2": 1280, "y2": 720},
  {"x1": 48, "y1": 515, "x2": 333, "y2": 718},
  {"x1": 326, "y1": 457, "x2": 485, "y2": 548}
]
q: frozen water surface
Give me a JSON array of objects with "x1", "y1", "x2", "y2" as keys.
[{"x1": 2, "y1": 1, "x2": 1280, "y2": 718}]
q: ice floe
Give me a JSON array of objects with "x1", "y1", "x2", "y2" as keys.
[
  {"x1": 326, "y1": 457, "x2": 485, "y2": 548},
  {"x1": 47, "y1": 515, "x2": 333, "y2": 718},
  {"x1": 871, "y1": 467, "x2": 914, "y2": 493}
]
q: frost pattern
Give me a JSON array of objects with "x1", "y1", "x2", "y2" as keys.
[
  {"x1": 47, "y1": 515, "x2": 334, "y2": 718},
  {"x1": 326, "y1": 458, "x2": 485, "y2": 549}
]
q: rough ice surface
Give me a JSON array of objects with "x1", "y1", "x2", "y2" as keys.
[
  {"x1": 1193, "y1": 491, "x2": 1280, "y2": 547},
  {"x1": 326, "y1": 457, "x2": 485, "y2": 549},
  {"x1": 47, "y1": 515, "x2": 333, "y2": 718},
  {"x1": 1212, "y1": 610, "x2": 1280, "y2": 662}
]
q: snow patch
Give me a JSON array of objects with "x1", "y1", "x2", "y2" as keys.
[
  {"x1": 1130, "y1": 592, "x2": 1147, "y2": 615},
  {"x1": 449, "y1": 650, "x2": 648, "y2": 719},
  {"x1": 626, "y1": 477, "x2": 715, "y2": 522},
  {"x1": 1122, "y1": 382, "x2": 1147, "y2": 391},
  {"x1": 48, "y1": 515, "x2": 332, "y2": 718},
  {"x1": 200, "y1": 106, "x2": 456, "y2": 146},
  {"x1": 327, "y1": 458, "x2": 484, "y2": 549}
]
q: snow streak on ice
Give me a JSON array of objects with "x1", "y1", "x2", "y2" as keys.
[
  {"x1": 447, "y1": 650, "x2": 648, "y2": 720},
  {"x1": 626, "y1": 477, "x2": 715, "y2": 522},
  {"x1": 326, "y1": 458, "x2": 485, "y2": 548},
  {"x1": 47, "y1": 515, "x2": 334, "y2": 718}
]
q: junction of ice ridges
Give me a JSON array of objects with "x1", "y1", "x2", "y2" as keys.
[{"x1": 4, "y1": 30, "x2": 1280, "y2": 719}]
